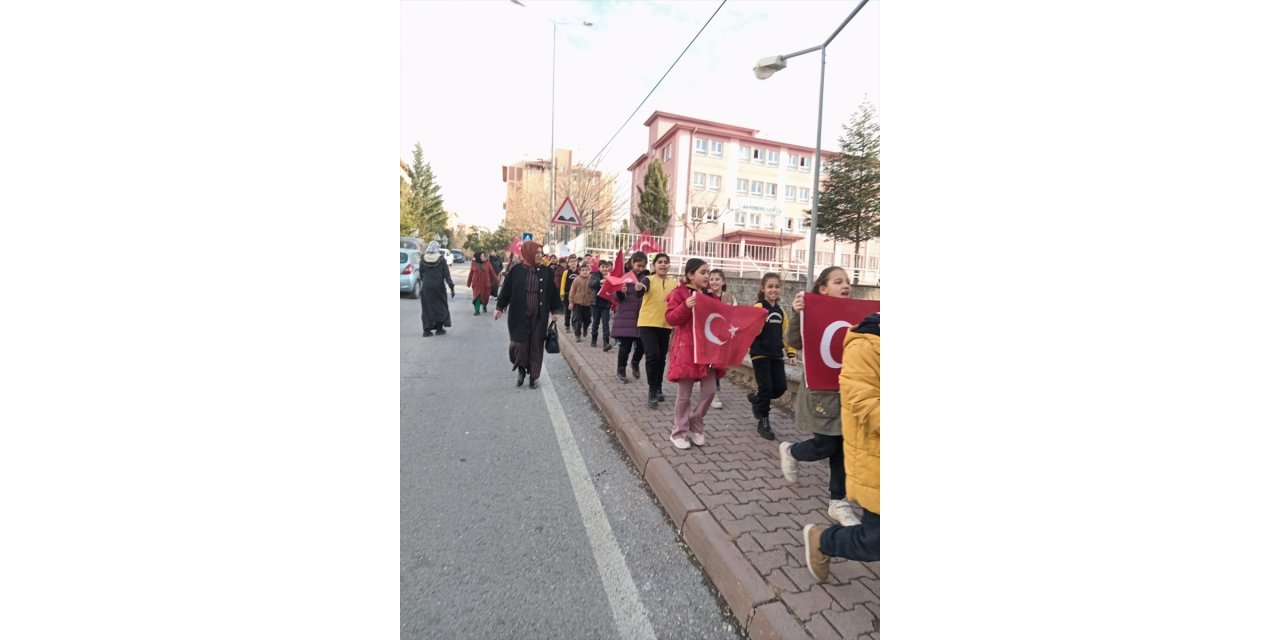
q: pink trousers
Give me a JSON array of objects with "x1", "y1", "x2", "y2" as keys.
[{"x1": 672, "y1": 374, "x2": 717, "y2": 439}]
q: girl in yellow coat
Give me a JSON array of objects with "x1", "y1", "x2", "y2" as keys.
[{"x1": 802, "y1": 312, "x2": 879, "y2": 581}]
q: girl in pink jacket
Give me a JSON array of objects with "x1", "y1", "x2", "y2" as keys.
[{"x1": 664, "y1": 258, "x2": 727, "y2": 449}]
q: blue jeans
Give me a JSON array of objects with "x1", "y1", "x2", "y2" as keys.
[{"x1": 820, "y1": 510, "x2": 879, "y2": 562}]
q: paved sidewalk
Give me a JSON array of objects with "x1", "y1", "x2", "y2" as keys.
[{"x1": 559, "y1": 334, "x2": 879, "y2": 640}]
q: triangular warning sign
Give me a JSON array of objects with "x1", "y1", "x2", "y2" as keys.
[{"x1": 550, "y1": 196, "x2": 583, "y2": 227}]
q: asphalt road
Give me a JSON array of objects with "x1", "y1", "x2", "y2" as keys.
[{"x1": 401, "y1": 264, "x2": 742, "y2": 640}]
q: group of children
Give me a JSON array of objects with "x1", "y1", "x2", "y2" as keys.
[
  {"x1": 541, "y1": 250, "x2": 881, "y2": 574},
  {"x1": 545, "y1": 249, "x2": 875, "y2": 576}
]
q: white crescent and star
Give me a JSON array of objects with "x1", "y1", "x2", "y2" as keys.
[
  {"x1": 704, "y1": 313, "x2": 727, "y2": 345},
  {"x1": 819, "y1": 321, "x2": 854, "y2": 369}
]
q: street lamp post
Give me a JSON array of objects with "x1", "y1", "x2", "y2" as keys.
[
  {"x1": 753, "y1": 0, "x2": 870, "y2": 286},
  {"x1": 510, "y1": 0, "x2": 592, "y2": 249}
]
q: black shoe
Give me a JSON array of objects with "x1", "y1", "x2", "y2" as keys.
[
  {"x1": 482, "y1": 305, "x2": 488, "y2": 312},
  {"x1": 591, "y1": 339, "x2": 598, "y2": 348},
  {"x1": 517, "y1": 368, "x2": 526, "y2": 387},
  {"x1": 756, "y1": 417, "x2": 776, "y2": 441},
  {"x1": 657, "y1": 390, "x2": 665, "y2": 402},
  {"x1": 473, "y1": 310, "x2": 480, "y2": 316},
  {"x1": 529, "y1": 378, "x2": 538, "y2": 390},
  {"x1": 603, "y1": 341, "x2": 613, "y2": 353},
  {"x1": 617, "y1": 370, "x2": 628, "y2": 384},
  {"x1": 423, "y1": 330, "x2": 432, "y2": 337},
  {"x1": 576, "y1": 335, "x2": 582, "y2": 343},
  {"x1": 632, "y1": 363, "x2": 641, "y2": 379},
  {"x1": 748, "y1": 392, "x2": 761, "y2": 419},
  {"x1": 436, "y1": 328, "x2": 446, "y2": 335},
  {"x1": 647, "y1": 390, "x2": 658, "y2": 408}
]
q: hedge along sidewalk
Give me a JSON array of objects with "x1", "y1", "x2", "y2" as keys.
[{"x1": 559, "y1": 336, "x2": 880, "y2": 640}]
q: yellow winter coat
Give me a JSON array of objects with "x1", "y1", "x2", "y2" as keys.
[
  {"x1": 840, "y1": 330, "x2": 880, "y2": 514},
  {"x1": 636, "y1": 275, "x2": 678, "y2": 329}
]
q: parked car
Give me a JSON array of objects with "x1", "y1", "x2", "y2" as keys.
[
  {"x1": 400, "y1": 249, "x2": 422, "y2": 298},
  {"x1": 452, "y1": 249, "x2": 465, "y2": 264},
  {"x1": 401, "y1": 237, "x2": 425, "y2": 252}
]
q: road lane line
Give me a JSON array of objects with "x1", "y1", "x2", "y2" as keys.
[{"x1": 539, "y1": 375, "x2": 658, "y2": 640}]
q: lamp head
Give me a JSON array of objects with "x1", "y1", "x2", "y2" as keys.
[{"x1": 753, "y1": 55, "x2": 787, "y2": 80}]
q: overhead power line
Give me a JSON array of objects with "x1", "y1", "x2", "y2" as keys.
[{"x1": 585, "y1": 0, "x2": 728, "y2": 170}]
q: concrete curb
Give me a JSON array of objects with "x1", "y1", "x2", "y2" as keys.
[{"x1": 559, "y1": 338, "x2": 802, "y2": 639}]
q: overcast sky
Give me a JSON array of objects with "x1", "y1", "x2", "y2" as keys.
[{"x1": 401, "y1": 0, "x2": 879, "y2": 231}]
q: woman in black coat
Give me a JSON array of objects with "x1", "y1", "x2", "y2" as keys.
[
  {"x1": 494, "y1": 241, "x2": 561, "y2": 389},
  {"x1": 419, "y1": 241, "x2": 454, "y2": 337}
]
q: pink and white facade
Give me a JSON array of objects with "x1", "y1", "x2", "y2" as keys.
[{"x1": 620, "y1": 111, "x2": 879, "y2": 283}]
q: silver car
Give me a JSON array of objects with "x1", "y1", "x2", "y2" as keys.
[{"x1": 400, "y1": 249, "x2": 422, "y2": 298}]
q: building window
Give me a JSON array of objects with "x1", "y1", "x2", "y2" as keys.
[
  {"x1": 785, "y1": 217, "x2": 795, "y2": 231},
  {"x1": 785, "y1": 185, "x2": 797, "y2": 201},
  {"x1": 799, "y1": 155, "x2": 809, "y2": 171},
  {"x1": 749, "y1": 211, "x2": 762, "y2": 227},
  {"x1": 788, "y1": 153, "x2": 799, "y2": 169},
  {"x1": 693, "y1": 172, "x2": 706, "y2": 189},
  {"x1": 735, "y1": 210, "x2": 747, "y2": 226},
  {"x1": 739, "y1": 145, "x2": 751, "y2": 162},
  {"x1": 736, "y1": 178, "x2": 749, "y2": 194},
  {"x1": 705, "y1": 207, "x2": 720, "y2": 222},
  {"x1": 752, "y1": 148, "x2": 765, "y2": 164},
  {"x1": 767, "y1": 150, "x2": 779, "y2": 166},
  {"x1": 800, "y1": 187, "x2": 810, "y2": 202},
  {"x1": 709, "y1": 175, "x2": 721, "y2": 191},
  {"x1": 766, "y1": 183, "x2": 778, "y2": 198},
  {"x1": 694, "y1": 138, "x2": 708, "y2": 155},
  {"x1": 710, "y1": 141, "x2": 723, "y2": 157},
  {"x1": 692, "y1": 206, "x2": 706, "y2": 221},
  {"x1": 663, "y1": 145, "x2": 672, "y2": 161},
  {"x1": 751, "y1": 181, "x2": 763, "y2": 196}
]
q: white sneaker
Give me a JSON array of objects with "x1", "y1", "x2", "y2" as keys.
[
  {"x1": 710, "y1": 396, "x2": 723, "y2": 409},
  {"x1": 670, "y1": 434, "x2": 691, "y2": 450},
  {"x1": 690, "y1": 432, "x2": 706, "y2": 446},
  {"x1": 828, "y1": 499, "x2": 861, "y2": 526},
  {"x1": 779, "y1": 442, "x2": 799, "y2": 483}
]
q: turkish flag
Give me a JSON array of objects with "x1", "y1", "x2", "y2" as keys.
[
  {"x1": 801, "y1": 293, "x2": 880, "y2": 391},
  {"x1": 691, "y1": 294, "x2": 767, "y2": 367},
  {"x1": 630, "y1": 231, "x2": 661, "y2": 254},
  {"x1": 597, "y1": 271, "x2": 638, "y2": 308},
  {"x1": 597, "y1": 249, "x2": 628, "y2": 309},
  {"x1": 507, "y1": 235, "x2": 522, "y2": 256},
  {"x1": 609, "y1": 248, "x2": 625, "y2": 278}
]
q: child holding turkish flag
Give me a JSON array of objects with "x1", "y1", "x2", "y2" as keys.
[
  {"x1": 779, "y1": 266, "x2": 861, "y2": 527},
  {"x1": 664, "y1": 258, "x2": 726, "y2": 450}
]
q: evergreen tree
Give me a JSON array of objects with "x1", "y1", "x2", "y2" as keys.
[
  {"x1": 819, "y1": 102, "x2": 880, "y2": 263},
  {"x1": 635, "y1": 161, "x2": 671, "y2": 234},
  {"x1": 409, "y1": 142, "x2": 448, "y2": 237}
]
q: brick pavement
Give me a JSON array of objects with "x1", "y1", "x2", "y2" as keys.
[{"x1": 559, "y1": 333, "x2": 879, "y2": 640}]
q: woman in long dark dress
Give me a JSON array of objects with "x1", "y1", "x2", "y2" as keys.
[
  {"x1": 419, "y1": 241, "x2": 455, "y2": 337},
  {"x1": 494, "y1": 241, "x2": 561, "y2": 389}
]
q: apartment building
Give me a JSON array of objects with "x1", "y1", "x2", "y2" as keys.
[
  {"x1": 501, "y1": 148, "x2": 618, "y2": 237},
  {"x1": 626, "y1": 111, "x2": 878, "y2": 270}
]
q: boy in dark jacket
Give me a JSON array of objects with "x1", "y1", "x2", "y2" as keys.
[{"x1": 587, "y1": 259, "x2": 613, "y2": 350}]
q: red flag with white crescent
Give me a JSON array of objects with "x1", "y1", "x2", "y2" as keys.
[
  {"x1": 629, "y1": 231, "x2": 661, "y2": 254},
  {"x1": 691, "y1": 294, "x2": 767, "y2": 367},
  {"x1": 801, "y1": 293, "x2": 880, "y2": 391},
  {"x1": 597, "y1": 248, "x2": 628, "y2": 309}
]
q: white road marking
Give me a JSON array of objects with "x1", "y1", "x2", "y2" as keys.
[{"x1": 539, "y1": 375, "x2": 658, "y2": 640}]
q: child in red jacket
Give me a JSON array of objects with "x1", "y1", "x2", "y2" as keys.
[{"x1": 664, "y1": 258, "x2": 727, "y2": 449}]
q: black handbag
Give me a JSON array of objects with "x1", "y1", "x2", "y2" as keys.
[{"x1": 545, "y1": 320, "x2": 560, "y2": 354}]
